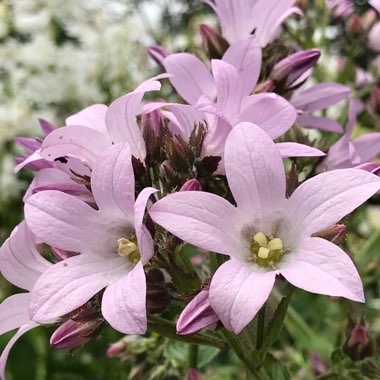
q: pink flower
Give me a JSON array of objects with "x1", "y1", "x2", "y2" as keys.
[
  {"x1": 150, "y1": 123, "x2": 380, "y2": 333},
  {"x1": 320, "y1": 100, "x2": 380, "y2": 171},
  {"x1": 24, "y1": 143, "x2": 156, "y2": 334},
  {"x1": 0, "y1": 222, "x2": 51, "y2": 379},
  {"x1": 202, "y1": 0, "x2": 302, "y2": 46}
]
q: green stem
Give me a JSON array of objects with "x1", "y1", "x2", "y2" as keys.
[
  {"x1": 256, "y1": 305, "x2": 266, "y2": 350},
  {"x1": 222, "y1": 330, "x2": 267, "y2": 380},
  {"x1": 188, "y1": 344, "x2": 199, "y2": 369},
  {"x1": 148, "y1": 315, "x2": 227, "y2": 349}
]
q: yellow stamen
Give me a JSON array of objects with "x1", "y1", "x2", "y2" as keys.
[
  {"x1": 118, "y1": 238, "x2": 137, "y2": 257},
  {"x1": 253, "y1": 232, "x2": 268, "y2": 247},
  {"x1": 258, "y1": 247, "x2": 270, "y2": 259},
  {"x1": 268, "y1": 238, "x2": 283, "y2": 251}
]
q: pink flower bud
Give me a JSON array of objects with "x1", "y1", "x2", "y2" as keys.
[
  {"x1": 343, "y1": 322, "x2": 374, "y2": 361},
  {"x1": 310, "y1": 353, "x2": 328, "y2": 375},
  {"x1": 346, "y1": 15, "x2": 363, "y2": 35},
  {"x1": 187, "y1": 368, "x2": 202, "y2": 380},
  {"x1": 38, "y1": 118, "x2": 55, "y2": 135},
  {"x1": 200, "y1": 24, "x2": 229, "y2": 59},
  {"x1": 270, "y1": 49, "x2": 320, "y2": 89},
  {"x1": 106, "y1": 341, "x2": 127, "y2": 358},
  {"x1": 254, "y1": 79, "x2": 274, "y2": 94},
  {"x1": 180, "y1": 179, "x2": 202, "y2": 192},
  {"x1": 177, "y1": 290, "x2": 219, "y2": 335},
  {"x1": 312, "y1": 224, "x2": 346, "y2": 245},
  {"x1": 148, "y1": 45, "x2": 170, "y2": 69},
  {"x1": 50, "y1": 318, "x2": 103, "y2": 349}
]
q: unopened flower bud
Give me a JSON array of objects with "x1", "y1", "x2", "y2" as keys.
[
  {"x1": 254, "y1": 79, "x2": 274, "y2": 94},
  {"x1": 362, "y1": 9, "x2": 377, "y2": 30},
  {"x1": 50, "y1": 318, "x2": 104, "y2": 349},
  {"x1": 180, "y1": 179, "x2": 202, "y2": 192},
  {"x1": 346, "y1": 15, "x2": 362, "y2": 36},
  {"x1": 312, "y1": 224, "x2": 346, "y2": 245},
  {"x1": 187, "y1": 368, "x2": 202, "y2": 380},
  {"x1": 343, "y1": 322, "x2": 374, "y2": 361},
  {"x1": 310, "y1": 352, "x2": 328, "y2": 375},
  {"x1": 148, "y1": 45, "x2": 170, "y2": 69},
  {"x1": 106, "y1": 340, "x2": 127, "y2": 358},
  {"x1": 200, "y1": 24, "x2": 229, "y2": 59},
  {"x1": 38, "y1": 118, "x2": 55, "y2": 135},
  {"x1": 270, "y1": 49, "x2": 320, "y2": 89},
  {"x1": 177, "y1": 290, "x2": 219, "y2": 335}
]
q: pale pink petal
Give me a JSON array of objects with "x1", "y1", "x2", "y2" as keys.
[
  {"x1": 239, "y1": 94, "x2": 297, "y2": 138},
  {"x1": 291, "y1": 83, "x2": 351, "y2": 112},
  {"x1": 352, "y1": 133, "x2": 380, "y2": 163},
  {"x1": 225, "y1": 122, "x2": 286, "y2": 216},
  {"x1": 134, "y1": 188, "x2": 157, "y2": 264},
  {"x1": 0, "y1": 222, "x2": 51, "y2": 291},
  {"x1": 14, "y1": 150, "x2": 44, "y2": 173},
  {"x1": 212, "y1": 60, "x2": 244, "y2": 123},
  {"x1": 202, "y1": 0, "x2": 258, "y2": 44},
  {"x1": 149, "y1": 191, "x2": 241, "y2": 255},
  {"x1": 0, "y1": 324, "x2": 37, "y2": 380},
  {"x1": 0, "y1": 294, "x2": 32, "y2": 335},
  {"x1": 91, "y1": 143, "x2": 135, "y2": 223},
  {"x1": 105, "y1": 79, "x2": 161, "y2": 161},
  {"x1": 281, "y1": 237, "x2": 364, "y2": 302},
  {"x1": 40, "y1": 125, "x2": 112, "y2": 168},
  {"x1": 101, "y1": 261, "x2": 146, "y2": 334},
  {"x1": 164, "y1": 53, "x2": 216, "y2": 105},
  {"x1": 368, "y1": 22, "x2": 380, "y2": 52},
  {"x1": 209, "y1": 259, "x2": 276, "y2": 333},
  {"x1": 66, "y1": 104, "x2": 108, "y2": 134},
  {"x1": 287, "y1": 169, "x2": 380, "y2": 236},
  {"x1": 25, "y1": 190, "x2": 104, "y2": 253},
  {"x1": 276, "y1": 142, "x2": 325, "y2": 158},
  {"x1": 297, "y1": 114, "x2": 344, "y2": 133},
  {"x1": 29, "y1": 255, "x2": 131, "y2": 323},
  {"x1": 222, "y1": 35, "x2": 262, "y2": 94}
]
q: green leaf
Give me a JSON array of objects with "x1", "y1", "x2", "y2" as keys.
[{"x1": 263, "y1": 353, "x2": 291, "y2": 380}]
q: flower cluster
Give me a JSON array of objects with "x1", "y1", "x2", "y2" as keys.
[{"x1": 2, "y1": 0, "x2": 380, "y2": 378}]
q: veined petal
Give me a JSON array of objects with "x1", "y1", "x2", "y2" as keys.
[
  {"x1": 297, "y1": 114, "x2": 344, "y2": 133},
  {"x1": 105, "y1": 76, "x2": 167, "y2": 161},
  {"x1": 287, "y1": 169, "x2": 380, "y2": 236},
  {"x1": 0, "y1": 222, "x2": 51, "y2": 291},
  {"x1": 222, "y1": 35, "x2": 262, "y2": 95},
  {"x1": 91, "y1": 143, "x2": 135, "y2": 223},
  {"x1": 0, "y1": 324, "x2": 37, "y2": 380},
  {"x1": 66, "y1": 104, "x2": 108, "y2": 134},
  {"x1": 276, "y1": 142, "x2": 325, "y2": 158},
  {"x1": 102, "y1": 262, "x2": 147, "y2": 334},
  {"x1": 40, "y1": 125, "x2": 112, "y2": 168},
  {"x1": 0, "y1": 294, "x2": 32, "y2": 335},
  {"x1": 239, "y1": 94, "x2": 297, "y2": 139},
  {"x1": 209, "y1": 259, "x2": 276, "y2": 333},
  {"x1": 29, "y1": 255, "x2": 131, "y2": 323},
  {"x1": 291, "y1": 83, "x2": 351, "y2": 112},
  {"x1": 281, "y1": 237, "x2": 364, "y2": 302},
  {"x1": 352, "y1": 133, "x2": 380, "y2": 163},
  {"x1": 164, "y1": 53, "x2": 216, "y2": 105},
  {"x1": 149, "y1": 191, "x2": 240, "y2": 256},
  {"x1": 134, "y1": 188, "x2": 157, "y2": 265},
  {"x1": 225, "y1": 123, "x2": 286, "y2": 217},
  {"x1": 25, "y1": 190, "x2": 104, "y2": 253},
  {"x1": 212, "y1": 60, "x2": 244, "y2": 124}
]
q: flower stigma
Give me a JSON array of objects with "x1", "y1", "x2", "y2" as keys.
[
  {"x1": 117, "y1": 237, "x2": 141, "y2": 263},
  {"x1": 247, "y1": 229, "x2": 289, "y2": 269}
]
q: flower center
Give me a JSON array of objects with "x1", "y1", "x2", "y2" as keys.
[
  {"x1": 248, "y1": 231, "x2": 288, "y2": 269},
  {"x1": 117, "y1": 237, "x2": 141, "y2": 263}
]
